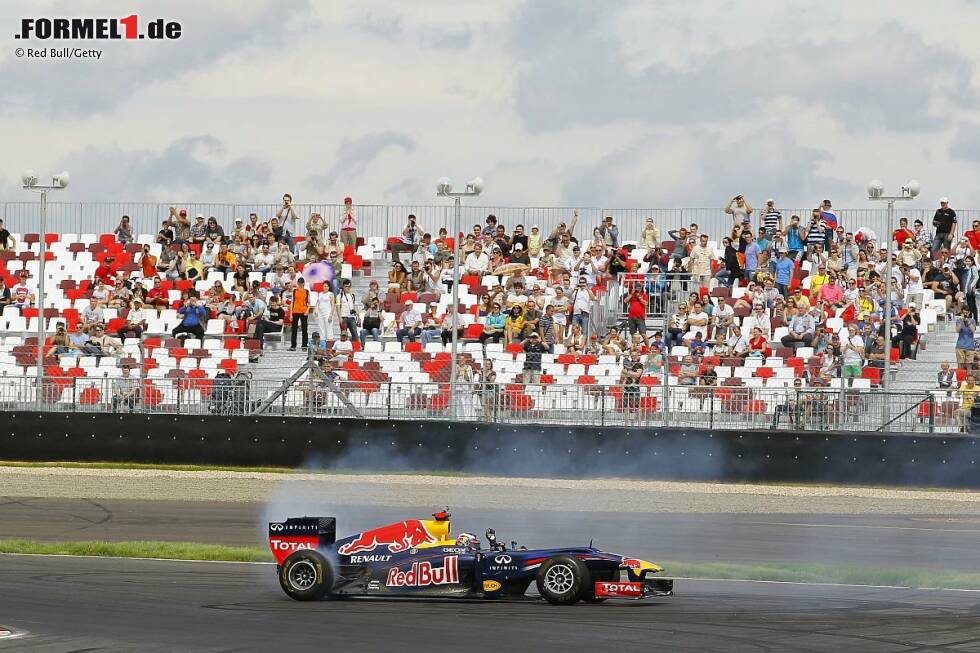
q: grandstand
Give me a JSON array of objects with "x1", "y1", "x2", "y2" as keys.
[{"x1": 0, "y1": 200, "x2": 974, "y2": 434}]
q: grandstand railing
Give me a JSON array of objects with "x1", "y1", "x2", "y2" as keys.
[
  {"x1": 0, "y1": 375, "x2": 961, "y2": 433},
  {"x1": 5, "y1": 202, "x2": 980, "y2": 252}
]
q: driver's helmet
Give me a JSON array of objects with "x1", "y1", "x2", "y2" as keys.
[{"x1": 455, "y1": 532, "x2": 480, "y2": 550}]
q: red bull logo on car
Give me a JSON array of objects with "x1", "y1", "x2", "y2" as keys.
[
  {"x1": 337, "y1": 519, "x2": 436, "y2": 555},
  {"x1": 386, "y1": 556, "x2": 459, "y2": 588}
]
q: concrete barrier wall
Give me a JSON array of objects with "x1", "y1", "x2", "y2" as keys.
[{"x1": 1, "y1": 412, "x2": 977, "y2": 488}]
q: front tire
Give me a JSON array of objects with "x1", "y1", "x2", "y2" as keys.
[
  {"x1": 279, "y1": 549, "x2": 333, "y2": 601},
  {"x1": 536, "y1": 555, "x2": 590, "y2": 605}
]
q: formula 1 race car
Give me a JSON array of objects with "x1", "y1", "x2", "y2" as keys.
[{"x1": 268, "y1": 510, "x2": 673, "y2": 604}]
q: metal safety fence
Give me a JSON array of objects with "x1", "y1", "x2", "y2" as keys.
[
  {"x1": 0, "y1": 374, "x2": 964, "y2": 434},
  {"x1": 5, "y1": 201, "x2": 980, "y2": 253}
]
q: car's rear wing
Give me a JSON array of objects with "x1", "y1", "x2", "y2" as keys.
[{"x1": 268, "y1": 517, "x2": 336, "y2": 564}]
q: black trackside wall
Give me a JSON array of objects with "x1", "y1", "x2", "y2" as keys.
[{"x1": 0, "y1": 411, "x2": 977, "y2": 488}]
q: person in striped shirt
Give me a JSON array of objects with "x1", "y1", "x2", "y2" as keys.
[
  {"x1": 806, "y1": 209, "x2": 826, "y2": 259},
  {"x1": 761, "y1": 199, "x2": 782, "y2": 236}
]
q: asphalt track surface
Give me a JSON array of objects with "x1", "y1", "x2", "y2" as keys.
[
  {"x1": 2, "y1": 498, "x2": 980, "y2": 571},
  {"x1": 0, "y1": 555, "x2": 978, "y2": 652}
]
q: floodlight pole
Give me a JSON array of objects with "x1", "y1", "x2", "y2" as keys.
[
  {"x1": 868, "y1": 183, "x2": 916, "y2": 428},
  {"x1": 23, "y1": 174, "x2": 68, "y2": 410},
  {"x1": 437, "y1": 178, "x2": 482, "y2": 420},
  {"x1": 449, "y1": 196, "x2": 461, "y2": 419}
]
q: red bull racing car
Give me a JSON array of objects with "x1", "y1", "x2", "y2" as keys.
[{"x1": 268, "y1": 511, "x2": 673, "y2": 605}]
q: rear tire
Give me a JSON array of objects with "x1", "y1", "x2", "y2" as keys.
[
  {"x1": 536, "y1": 555, "x2": 590, "y2": 605},
  {"x1": 279, "y1": 549, "x2": 333, "y2": 601}
]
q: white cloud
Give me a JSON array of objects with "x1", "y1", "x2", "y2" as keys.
[{"x1": 3, "y1": 0, "x2": 980, "y2": 217}]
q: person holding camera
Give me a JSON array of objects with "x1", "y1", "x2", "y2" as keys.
[
  {"x1": 276, "y1": 193, "x2": 299, "y2": 251},
  {"x1": 339, "y1": 197, "x2": 357, "y2": 249},
  {"x1": 391, "y1": 214, "x2": 422, "y2": 265}
]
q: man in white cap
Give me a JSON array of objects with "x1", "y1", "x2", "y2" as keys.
[
  {"x1": 510, "y1": 241, "x2": 530, "y2": 265},
  {"x1": 190, "y1": 214, "x2": 207, "y2": 245},
  {"x1": 761, "y1": 198, "x2": 782, "y2": 236},
  {"x1": 396, "y1": 300, "x2": 422, "y2": 343},
  {"x1": 932, "y1": 197, "x2": 957, "y2": 256},
  {"x1": 232, "y1": 218, "x2": 247, "y2": 241}
]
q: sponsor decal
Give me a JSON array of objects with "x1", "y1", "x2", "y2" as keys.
[
  {"x1": 622, "y1": 558, "x2": 642, "y2": 570},
  {"x1": 268, "y1": 536, "x2": 318, "y2": 564},
  {"x1": 268, "y1": 522, "x2": 317, "y2": 533},
  {"x1": 338, "y1": 520, "x2": 436, "y2": 555},
  {"x1": 441, "y1": 547, "x2": 467, "y2": 554},
  {"x1": 482, "y1": 580, "x2": 502, "y2": 592},
  {"x1": 594, "y1": 582, "x2": 643, "y2": 598},
  {"x1": 386, "y1": 556, "x2": 459, "y2": 588},
  {"x1": 269, "y1": 538, "x2": 314, "y2": 552},
  {"x1": 367, "y1": 580, "x2": 381, "y2": 590},
  {"x1": 488, "y1": 553, "x2": 517, "y2": 572},
  {"x1": 349, "y1": 554, "x2": 392, "y2": 563}
]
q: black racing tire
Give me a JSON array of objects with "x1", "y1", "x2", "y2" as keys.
[
  {"x1": 583, "y1": 568, "x2": 617, "y2": 603},
  {"x1": 536, "y1": 555, "x2": 590, "y2": 605},
  {"x1": 278, "y1": 549, "x2": 333, "y2": 601}
]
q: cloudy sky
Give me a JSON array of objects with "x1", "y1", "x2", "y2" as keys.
[{"x1": 2, "y1": 0, "x2": 980, "y2": 211}]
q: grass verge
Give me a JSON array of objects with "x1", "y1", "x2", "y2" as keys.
[
  {"x1": 2, "y1": 539, "x2": 980, "y2": 589},
  {"x1": 0, "y1": 539, "x2": 271, "y2": 563}
]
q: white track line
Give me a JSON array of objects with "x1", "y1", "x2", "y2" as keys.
[
  {"x1": 744, "y1": 521, "x2": 980, "y2": 534},
  {"x1": 3, "y1": 552, "x2": 978, "y2": 593}
]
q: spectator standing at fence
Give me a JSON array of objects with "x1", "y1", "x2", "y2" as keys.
[
  {"x1": 0, "y1": 218, "x2": 15, "y2": 250},
  {"x1": 598, "y1": 215, "x2": 620, "y2": 249},
  {"x1": 636, "y1": 217, "x2": 659, "y2": 252},
  {"x1": 306, "y1": 212, "x2": 326, "y2": 244},
  {"x1": 932, "y1": 197, "x2": 957, "y2": 256},
  {"x1": 893, "y1": 217, "x2": 915, "y2": 247},
  {"x1": 761, "y1": 199, "x2": 782, "y2": 236},
  {"x1": 113, "y1": 215, "x2": 133, "y2": 244},
  {"x1": 289, "y1": 278, "x2": 310, "y2": 350},
  {"x1": 570, "y1": 276, "x2": 595, "y2": 337},
  {"x1": 276, "y1": 193, "x2": 299, "y2": 251},
  {"x1": 339, "y1": 197, "x2": 357, "y2": 248},
  {"x1": 724, "y1": 194, "x2": 754, "y2": 227}
]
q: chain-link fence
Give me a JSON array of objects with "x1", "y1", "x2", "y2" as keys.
[{"x1": 0, "y1": 374, "x2": 964, "y2": 433}]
